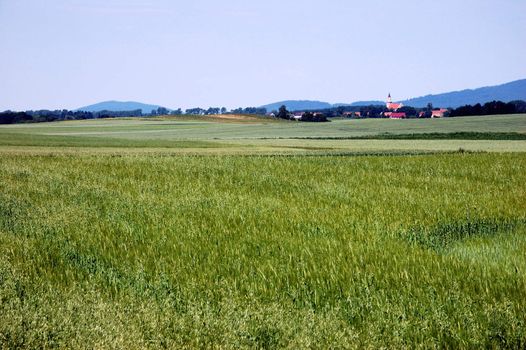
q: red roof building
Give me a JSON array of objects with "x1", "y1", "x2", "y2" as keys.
[
  {"x1": 431, "y1": 108, "x2": 449, "y2": 118},
  {"x1": 386, "y1": 93, "x2": 404, "y2": 111},
  {"x1": 389, "y1": 112, "x2": 406, "y2": 119}
]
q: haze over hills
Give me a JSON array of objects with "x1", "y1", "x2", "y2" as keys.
[
  {"x1": 260, "y1": 100, "x2": 333, "y2": 112},
  {"x1": 75, "y1": 79, "x2": 526, "y2": 114},
  {"x1": 261, "y1": 79, "x2": 526, "y2": 111},
  {"x1": 76, "y1": 101, "x2": 168, "y2": 114},
  {"x1": 335, "y1": 101, "x2": 385, "y2": 107},
  {"x1": 400, "y1": 79, "x2": 526, "y2": 108}
]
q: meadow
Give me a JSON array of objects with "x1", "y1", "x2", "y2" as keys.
[
  {"x1": 2, "y1": 114, "x2": 525, "y2": 142},
  {"x1": 0, "y1": 115, "x2": 526, "y2": 348},
  {"x1": 0, "y1": 114, "x2": 525, "y2": 156}
]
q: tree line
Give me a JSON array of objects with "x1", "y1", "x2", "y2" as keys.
[
  {"x1": 183, "y1": 107, "x2": 266, "y2": 115},
  {"x1": 1, "y1": 100, "x2": 525, "y2": 125},
  {"x1": 273, "y1": 106, "x2": 329, "y2": 122},
  {"x1": 449, "y1": 100, "x2": 526, "y2": 117},
  {"x1": 297, "y1": 100, "x2": 526, "y2": 119},
  {"x1": 0, "y1": 109, "x2": 146, "y2": 124},
  {"x1": 0, "y1": 106, "x2": 267, "y2": 124}
]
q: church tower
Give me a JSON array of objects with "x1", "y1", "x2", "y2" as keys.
[{"x1": 386, "y1": 93, "x2": 403, "y2": 111}]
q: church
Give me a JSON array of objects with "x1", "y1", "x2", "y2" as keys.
[{"x1": 384, "y1": 93, "x2": 406, "y2": 119}]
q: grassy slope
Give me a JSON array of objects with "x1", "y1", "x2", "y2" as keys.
[{"x1": 1, "y1": 153, "x2": 526, "y2": 348}]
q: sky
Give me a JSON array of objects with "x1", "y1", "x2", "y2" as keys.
[{"x1": 1, "y1": 0, "x2": 525, "y2": 111}]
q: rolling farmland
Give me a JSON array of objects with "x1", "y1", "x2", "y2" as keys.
[{"x1": 1, "y1": 115, "x2": 525, "y2": 348}]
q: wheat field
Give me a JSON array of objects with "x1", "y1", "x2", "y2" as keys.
[{"x1": 1, "y1": 151, "x2": 525, "y2": 348}]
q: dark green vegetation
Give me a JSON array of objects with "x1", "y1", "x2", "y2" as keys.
[
  {"x1": 1, "y1": 152, "x2": 525, "y2": 348},
  {"x1": 283, "y1": 132, "x2": 526, "y2": 140}
]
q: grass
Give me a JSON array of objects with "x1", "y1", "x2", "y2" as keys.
[
  {"x1": 2, "y1": 114, "x2": 525, "y2": 141},
  {"x1": 0, "y1": 132, "x2": 227, "y2": 149},
  {"x1": 0, "y1": 114, "x2": 525, "y2": 348},
  {"x1": 1, "y1": 114, "x2": 525, "y2": 154},
  {"x1": 0, "y1": 152, "x2": 525, "y2": 348}
]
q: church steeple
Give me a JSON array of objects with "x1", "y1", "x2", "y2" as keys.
[{"x1": 387, "y1": 93, "x2": 392, "y2": 103}]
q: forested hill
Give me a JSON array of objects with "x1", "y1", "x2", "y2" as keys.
[
  {"x1": 260, "y1": 100, "x2": 332, "y2": 112},
  {"x1": 260, "y1": 79, "x2": 526, "y2": 111},
  {"x1": 401, "y1": 79, "x2": 526, "y2": 108},
  {"x1": 76, "y1": 101, "x2": 168, "y2": 114}
]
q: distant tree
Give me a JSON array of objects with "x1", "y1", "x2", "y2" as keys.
[
  {"x1": 243, "y1": 107, "x2": 266, "y2": 115},
  {"x1": 472, "y1": 103, "x2": 482, "y2": 116},
  {"x1": 157, "y1": 107, "x2": 169, "y2": 115},
  {"x1": 450, "y1": 100, "x2": 526, "y2": 117},
  {"x1": 300, "y1": 112, "x2": 328, "y2": 122},
  {"x1": 482, "y1": 101, "x2": 515, "y2": 115},
  {"x1": 359, "y1": 105, "x2": 386, "y2": 118},
  {"x1": 170, "y1": 108, "x2": 182, "y2": 115},
  {"x1": 185, "y1": 108, "x2": 204, "y2": 115},
  {"x1": 399, "y1": 106, "x2": 417, "y2": 117},
  {"x1": 0, "y1": 111, "x2": 32, "y2": 124},
  {"x1": 0, "y1": 108, "x2": 153, "y2": 124},
  {"x1": 205, "y1": 107, "x2": 220, "y2": 115},
  {"x1": 276, "y1": 105, "x2": 290, "y2": 120},
  {"x1": 509, "y1": 100, "x2": 526, "y2": 113},
  {"x1": 426, "y1": 103, "x2": 433, "y2": 112},
  {"x1": 220, "y1": 107, "x2": 228, "y2": 114}
]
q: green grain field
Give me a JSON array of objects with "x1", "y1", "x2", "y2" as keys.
[{"x1": 1, "y1": 115, "x2": 526, "y2": 348}]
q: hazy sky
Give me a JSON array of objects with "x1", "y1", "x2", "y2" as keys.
[{"x1": 1, "y1": 0, "x2": 525, "y2": 110}]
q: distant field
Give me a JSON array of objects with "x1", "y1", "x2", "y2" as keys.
[
  {"x1": 0, "y1": 114, "x2": 525, "y2": 154},
  {"x1": 1, "y1": 114, "x2": 526, "y2": 348}
]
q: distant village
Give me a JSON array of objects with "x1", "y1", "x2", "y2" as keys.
[
  {"x1": 268, "y1": 94, "x2": 451, "y2": 121},
  {"x1": 384, "y1": 94, "x2": 449, "y2": 119}
]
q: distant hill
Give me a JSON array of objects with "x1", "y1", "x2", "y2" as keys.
[
  {"x1": 348, "y1": 101, "x2": 385, "y2": 107},
  {"x1": 76, "y1": 101, "x2": 168, "y2": 114},
  {"x1": 77, "y1": 79, "x2": 525, "y2": 115},
  {"x1": 260, "y1": 100, "x2": 333, "y2": 112},
  {"x1": 261, "y1": 79, "x2": 526, "y2": 111},
  {"x1": 262, "y1": 100, "x2": 386, "y2": 111},
  {"x1": 401, "y1": 79, "x2": 526, "y2": 108},
  {"x1": 332, "y1": 101, "x2": 385, "y2": 108}
]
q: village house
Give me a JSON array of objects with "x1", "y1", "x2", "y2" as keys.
[
  {"x1": 385, "y1": 112, "x2": 406, "y2": 119},
  {"x1": 418, "y1": 108, "x2": 449, "y2": 118},
  {"x1": 431, "y1": 108, "x2": 449, "y2": 118},
  {"x1": 291, "y1": 111, "x2": 327, "y2": 120},
  {"x1": 292, "y1": 112, "x2": 303, "y2": 120}
]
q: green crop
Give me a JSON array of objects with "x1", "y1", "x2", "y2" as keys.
[{"x1": 1, "y1": 152, "x2": 525, "y2": 348}]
